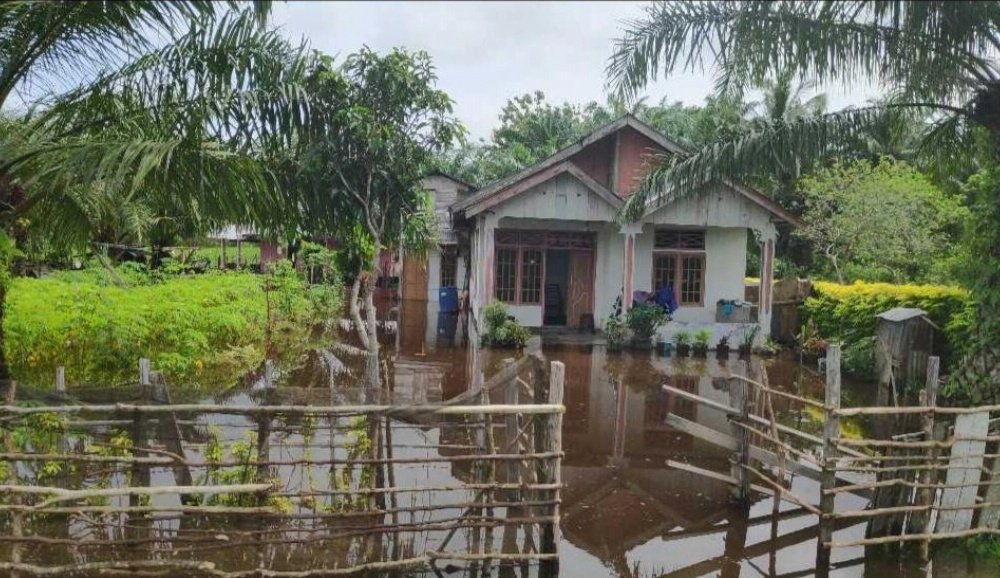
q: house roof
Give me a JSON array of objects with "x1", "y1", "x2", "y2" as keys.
[
  {"x1": 424, "y1": 169, "x2": 475, "y2": 191},
  {"x1": 451, "y1": 114, "x2": 799, "y2": 225}
]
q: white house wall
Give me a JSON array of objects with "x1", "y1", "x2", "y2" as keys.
[{"x1": 423, "y1": 246, "x2": 467, "y2": 301}]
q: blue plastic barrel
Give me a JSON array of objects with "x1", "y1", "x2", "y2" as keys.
[{"x1": 438, "y1": 287, "x2": 459, "y2": 312}]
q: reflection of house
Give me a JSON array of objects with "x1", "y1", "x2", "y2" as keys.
[{"x1": 439, "y1": 116, "x2": 796, "y2": 341}]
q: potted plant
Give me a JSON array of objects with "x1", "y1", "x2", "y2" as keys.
[
  {"x1": 693, "y1": 329, "x2": 712, "y2": 358},
  {"x1": 739, "y1": 324, "x2": 759, "y2": 358},
  {"x1": 674, "y1": 330, "x2": 692, "y2": 357},
  {"x1": 626, "y1": 303, "x2": 668, "y2": 350},
  {"x1": 604, "y1": 314, "x2": 627, "y2": 352},
  {"x1": 480, "y1": 302, "x2": 531, "y2": 349},
  {"x1": 716, "y1": 335, "x2": 730, "y2": 358}
]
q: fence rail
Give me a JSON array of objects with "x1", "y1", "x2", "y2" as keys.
[{"x1": 0, "y1": 355, "x2": 565, "y2": 577}]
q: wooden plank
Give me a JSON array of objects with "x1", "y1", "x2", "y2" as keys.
[
  {"x1": 937, "y1": 411, "x2": 989, "y2": 533},
  {"x1": 663, "y1": 413, "x2": 871, "y2": 497},
  {"x1": 979, "y1": 447, "x2": 1000, "y2": 529},
  {"x1": 817, "y1": 344, "x2": 841, "y2": 568}
]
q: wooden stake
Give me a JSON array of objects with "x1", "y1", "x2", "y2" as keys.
[
  {"x1": 916, "y1": 356, "x2": 939, "y2": 566},
  {"x1": 540, "y1": 361, "x2": 564, "y2": 573},
  {"x1": 54, "y1": 367, "x2": 65, "y2": 393},
  {"x1": 817, "y1": 344, "x2": 841, "y2": 569}
]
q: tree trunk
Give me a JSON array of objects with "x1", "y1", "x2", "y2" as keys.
[{"x1": 362, "y1": 258, "x2": 380, "y2": 390}]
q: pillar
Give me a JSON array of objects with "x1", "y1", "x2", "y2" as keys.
[
  {"x1": 761, "y1": 236, "x2": 774, "y2": 315},
  {"x1": 482, "y1": 218, "x2": 496, "y2": 311},
  {"x1": 620, "y1": 223, "x2": 642, "y2": 309}
]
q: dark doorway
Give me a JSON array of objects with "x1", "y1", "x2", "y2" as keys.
[{"x1": 544, "y1": 249, "x2": 570, "y2": 326}]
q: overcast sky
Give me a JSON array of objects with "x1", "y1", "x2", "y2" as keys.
[{"x1": 271, "y1": 1, "x2": 883, "y2": 141}]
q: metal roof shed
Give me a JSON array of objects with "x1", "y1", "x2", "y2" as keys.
[{"x1": 875, "y1": 307, "x2": 938, "y2": 396}]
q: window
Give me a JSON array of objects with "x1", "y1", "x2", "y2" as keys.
[
  {"x1": 440, "y1": 249, "x2": 457, "y2": 288},
  {"x1": 652, "y1": 228, "x2": 705, "y2": 306},
  {"x1": 520, "y1": 249, "x2": 543, "y2": 304},
  {"x1": 495, "y1": 248, "x2": 517, "y2": 302}
]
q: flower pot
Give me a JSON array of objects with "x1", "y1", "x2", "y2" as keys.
[
  {"x1": 676, "y1": 344, "x2": 691, "y2": 357},
  {"x1": 738, "y1": 344, "x2": 752, "y2": 358},
  {"x1": 657, "y1": 341, "x2": 673, "y2": 356},
  {"x1": 716, "y1": 345, "x2": 730, "y2": 358},
  {"x1": 693, "y1": 345, "x2": 709, "y2": 358}
]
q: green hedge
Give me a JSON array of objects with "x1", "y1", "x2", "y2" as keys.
[{"x1": 803, "y1": 281, "x2": 974, "y2": 368}]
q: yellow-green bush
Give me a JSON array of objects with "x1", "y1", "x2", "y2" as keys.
[
  {"x1": 803, "y1": 281, "x2": 974, "y2": 367},
  {"x1": 5, "y1": 266, "x2": 340, "y2": 389}
]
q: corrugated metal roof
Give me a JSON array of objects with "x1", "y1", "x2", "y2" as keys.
[{"x1": 876, "y1": 307, "x2": 927, "y2": 322}]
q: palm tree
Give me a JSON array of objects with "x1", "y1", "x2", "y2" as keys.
[
  {"x1": 0, "y1": 1, "x2": 314, "y2": 381},
  {"x1": 607, "y1": 1, "x2": 1000, "y2": 400}
]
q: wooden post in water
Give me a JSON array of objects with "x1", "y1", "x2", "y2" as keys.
[
  {"x1": 540, "y1": 361, "x2": 564, "y2": 575},
  {"x1": 728, "y1": 361, "x2": 751, "y2": 502},
  {"x1": 2, "y1": 380, "x2": 22, "y2": 574},
  {"x1": 139, "y1": 358, "x2": 151, "y2": 386},
  {"x1": 55, "y1": 367, "x2": 65, "y2": 393},
  {"x1": 915, "y1": 356, "x2": 940, "y2": 567},
  {"x1": 503, "y1": 358, "x2": 520, "y2": 500},
  {"x1": 817, "y1": 344, "x2": 841, "y2": 569}
]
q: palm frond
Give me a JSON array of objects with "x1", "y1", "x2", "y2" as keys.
[
  {"x1": 607, "y1": 1, "x2": 999, "y2": 104},
  {"x1": 620, "y1": 103, "x2": 959, "y2": 222}
]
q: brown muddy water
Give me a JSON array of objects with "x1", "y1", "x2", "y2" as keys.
[{"x1": 3, "y1": 299, "x2": 998, "y2": 577}]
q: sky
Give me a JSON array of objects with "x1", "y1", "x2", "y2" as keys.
[{"x1": 271, "y1": 1, "x2": 883, "y2": 141}]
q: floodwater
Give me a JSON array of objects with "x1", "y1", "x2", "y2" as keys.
[{"x1": 3, "y1": 299, "x2": 999, "y2": 577}]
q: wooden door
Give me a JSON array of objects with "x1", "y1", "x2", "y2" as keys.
[
  {"x1": 401, "y1": 255, "x2": 428, "y2": 301},
  {"x1": 567, "y1": 251, "x2": 594, "y2": 329}
]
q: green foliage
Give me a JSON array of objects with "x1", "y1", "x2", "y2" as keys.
[
  {"x1": 795, "y1": 158, "x2": 968, "y2": 283},
  {"x1": 603, "y1": 314, "x2": 628, "y2": 349},
  {"x1": 480, "y1": 302, "x2": 531, "y2": 349},
  {"x1": 693, "y1": 329, "x2": 712, "y2": 348},
  {"x1": 5, "y1": 263, "x2": 340, "y2": 388},
  {"x1": 626, "y1": 304, "x2": 669, "y2": 341},
  {"x1": 674, "y1": 330, "x2": 692, "y2": 346},
  {"x1": 803, "y1": 280, "x2": 973, "y2": 368}
]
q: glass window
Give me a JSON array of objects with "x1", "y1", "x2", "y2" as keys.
[
  {"x1": 520, "y1": 249, "x2": 543, "y2": 304},
  {"x1": 494, "y1": 248, "x2": 517, "y2": 302},
  {"x1": 440, "y1": 250, "x2": 457, "y2": 288},
  {"x1": 680, "y1": 256, "x2": 704, "y2": 305},
  {"x1": 653, "y1": 253, "x2": 677, "y2": 292}
]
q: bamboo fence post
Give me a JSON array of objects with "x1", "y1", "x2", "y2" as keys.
[
  {"x1": 503, "y1": 359, "x2": 520, "y2": 500},
  {"x1": 255, "y1": 413, "x2": 272, "y2": 506},
  {"x1": 2, "y1": 380, "x2": 21, "y2": 576},
  {"x1": 916, "y1": 356, "x2": 940, "y2": 566},
  {"x1": 729, "y1": 362, "x2": 751, "y2": 502},
  {"x1": 138, "y1": 358, "x2": 151, "y2": 387},
  {"x1": 54, "y1": 367, "x2": 65, "y2": 393},
  {"x1": 817, "y1": 344, "x2": 841, "y2": 568},
  {"x1": 540, "y1": 361, "x2": 564, "y2": 575}
]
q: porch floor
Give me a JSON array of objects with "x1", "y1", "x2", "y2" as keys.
[{"x1": 531, "y1": 326, "x2": 607, "y2": 346}]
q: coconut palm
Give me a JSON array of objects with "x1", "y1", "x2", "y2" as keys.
[
  {"x1": 607, "y1": 1, "x2": 1000, "y2": 400},
  {"x1": 0, "y1": 1, "x2": 314, "y2": 381}
]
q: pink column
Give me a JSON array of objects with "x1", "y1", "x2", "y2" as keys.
[
  {"x1": 620, "y1": 224, "x2": 641, "y2": 310},
  {"x1": 482, "y1": 224, "x2": 495, "y2": 308}
]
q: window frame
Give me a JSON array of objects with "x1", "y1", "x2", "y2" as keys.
[
  {"x1": 652, "y1": 228, "x2": 706, "y2": 307},
  {"x1": 440, "y1": 247, "x2": 458, "y2": 288}
]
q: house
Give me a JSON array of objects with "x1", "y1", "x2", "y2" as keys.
[
  {"x1": 415, "y1": 115, "x2": 796, "y2": 343},
  {"x1": 399, "y1": 171, "x2": 475, "y2": 302}
]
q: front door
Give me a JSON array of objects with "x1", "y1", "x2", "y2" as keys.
[{"x1": 566, "y1": 251, "x2": 595, "y2": 329}]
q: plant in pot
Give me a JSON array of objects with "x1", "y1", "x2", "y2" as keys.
[
  {"x1": 716, "y1": 335, "x2": 731, "y2": 358},
  {"x1": 480, "y1": 302, "x2": 531, "y2": 349},
  {"x1": 626, "y1": 303, "x2": 668, "y2": 350},
  {"x1": 674, "y1": 330, "x2": 692, "y2": 357},
  {"x1": 739, "y1": 324, "x2": 759, "y2": 358},
  {"x1": 604, "y1": 314, "x2": 627, "y2": 352},
  {"x1": 693, "y1": 329, "x2": 712, "y2": 358}
]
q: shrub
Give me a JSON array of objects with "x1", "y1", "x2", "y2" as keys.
[
  {"x1": 803, "y1": 280, "x2": 973, "y2": 366},
  {"x1": 480, "y1": 302, "x2": 530, "y2": 348},
  {"x1": 693, "y1": 329, "x2": 712, "y2": 348},
  {"x1": 626, "y1": 304, "x2": 668, "y2": 341},
  {"x1": 674, "y1": 330, "x2": 692, "y2": 346},
  {"x1": 603, "y1": 314, "x2": 627, "y2": 349},
  {"x1": 5, "y1": 262, "x2": 340, "y2": 389}
]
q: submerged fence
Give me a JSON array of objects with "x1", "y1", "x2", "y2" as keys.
[
  {"x1": 0, "y1": 354, "x2": 565, "y2": 577},
  {"x1": 660, "y1": 345, "x2": 1000, "y2": 571}
]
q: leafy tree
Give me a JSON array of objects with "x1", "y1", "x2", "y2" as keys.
[
  {"x1": 607, "y1": 0, "x2": 1000, "y2": 400},
  {"x1": 292, "y1": 49, "x2": 461, "y2": 387},
  {"x1": 796, "y1": 158, "x2": 968, "y2": 283},
  {"x1": 0, "y1": 2, "x2": 314, "y2": 381}
]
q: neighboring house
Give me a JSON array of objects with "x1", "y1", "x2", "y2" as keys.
[
  {"x1": 411, "y1": 115, "x2": 797, "y2": 342},
  {"x1": 400, "y1": 171, "x2": 476, "y2": 301}
]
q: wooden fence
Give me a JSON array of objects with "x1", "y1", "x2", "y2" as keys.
[
  {"x1": 660, "y1": 345, "x2": 1000, "y2": 570},
  {"x1": 0, "y1": 354, "x2": 565, "y2": 577}
]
